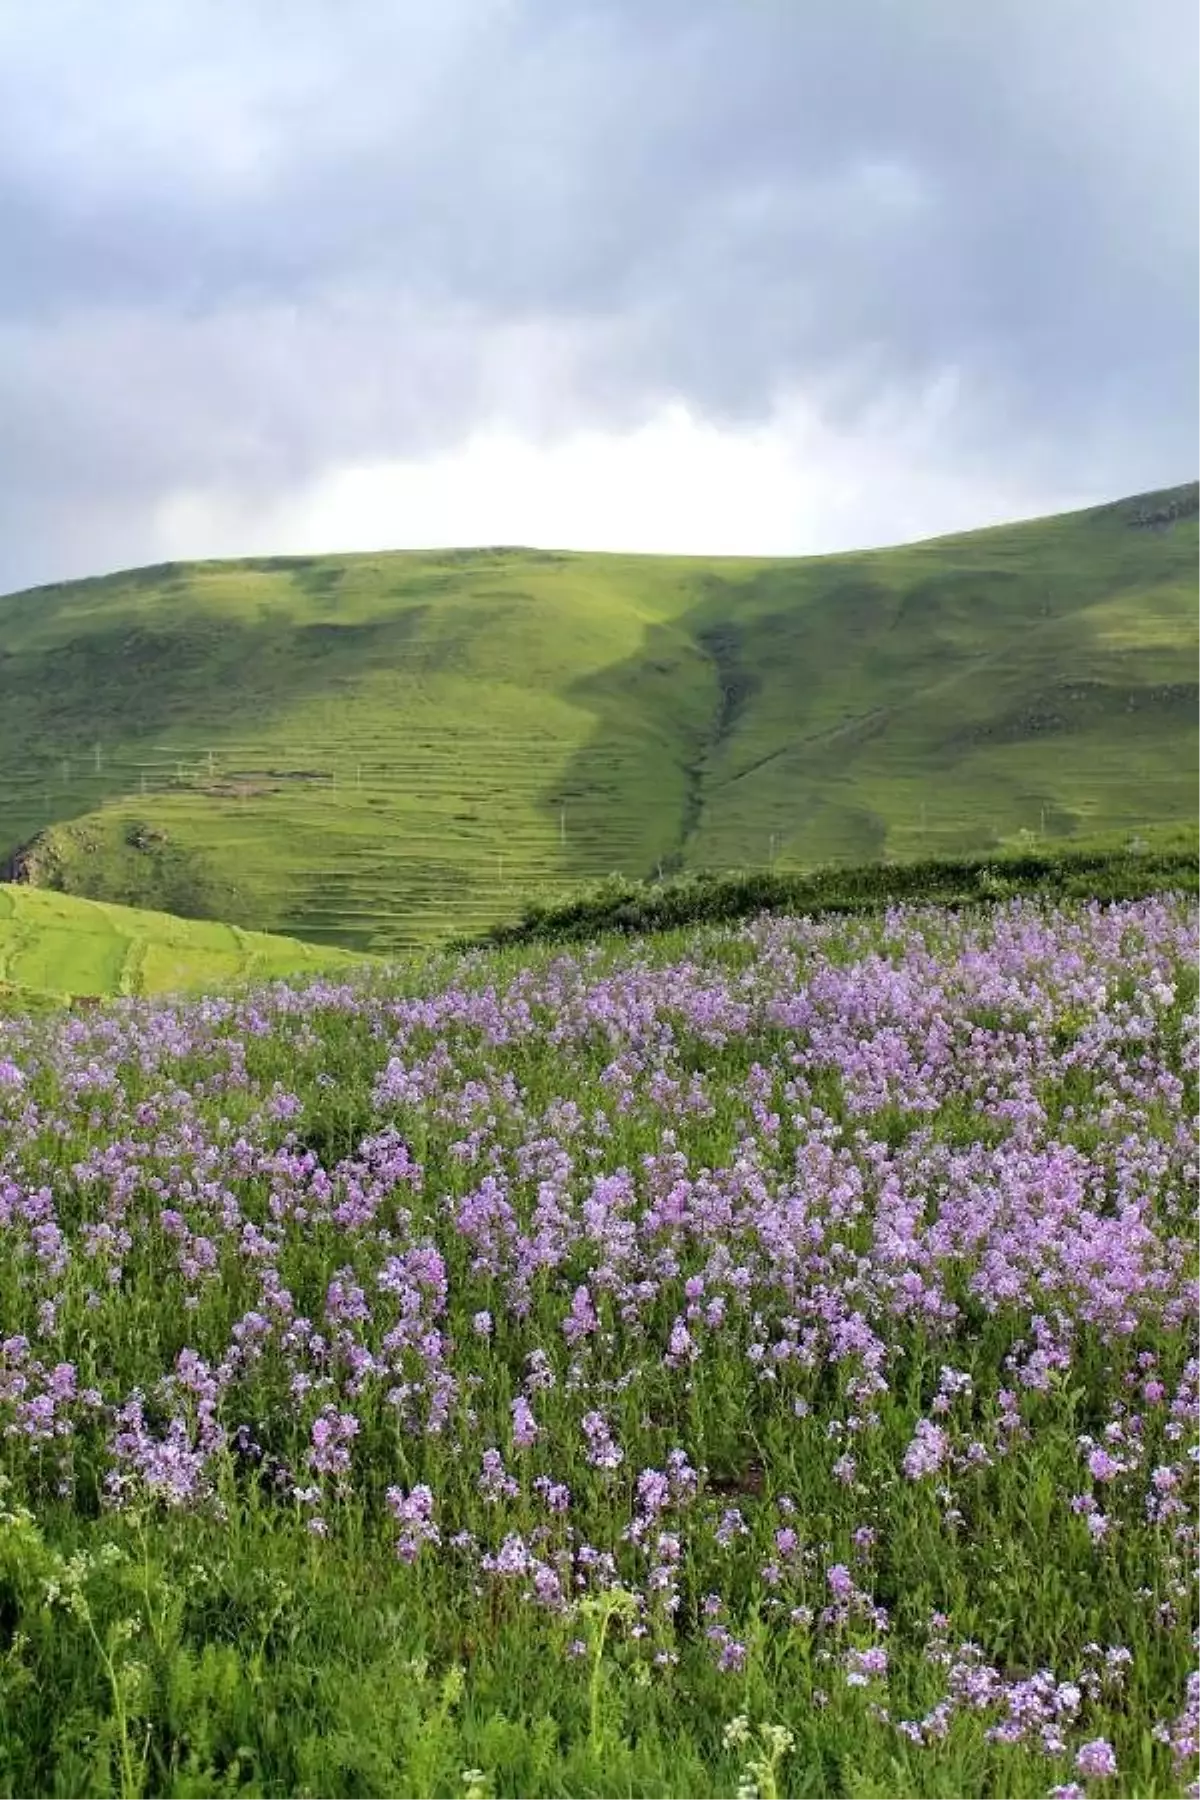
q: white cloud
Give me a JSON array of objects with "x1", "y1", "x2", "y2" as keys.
[
  {"x1": 0, "y1": 0, "x2": 1192, "y2": 590},
  {"x1": 153, "y1": 389, "x2": 1090, "y2": 566}
]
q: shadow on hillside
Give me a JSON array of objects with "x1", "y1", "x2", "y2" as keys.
[
  {"x1": 543, "y1": 517, "x2": 1200, "y2": 877},
  {"x1": 543, "y1": 559, "x2": 923, "y2": 879}
]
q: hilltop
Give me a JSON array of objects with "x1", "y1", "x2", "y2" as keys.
[{"x1": 1, "y1": 481, "x2": 1195, "y2": 950}]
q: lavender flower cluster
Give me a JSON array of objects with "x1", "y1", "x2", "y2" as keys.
[{"x1": 0, "y1": 895, "x2": 1195, "y2": 1791}]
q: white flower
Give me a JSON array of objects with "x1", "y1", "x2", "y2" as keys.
[{"x1": 723, "y1": 1714, "x2": 752, "y2": 1749}]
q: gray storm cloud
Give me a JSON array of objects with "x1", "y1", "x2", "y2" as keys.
[{"x1": 0, "y1": 0, "x2": 1195, "y2": 589}]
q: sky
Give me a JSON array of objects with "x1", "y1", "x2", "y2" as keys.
[{"x1": 0, "y1": 0, "x2": 1196, "y2": 592}]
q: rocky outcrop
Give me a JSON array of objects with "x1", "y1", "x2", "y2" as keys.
[{"x1": 1, "y1": 830, "x2": 64, "y2": 888}]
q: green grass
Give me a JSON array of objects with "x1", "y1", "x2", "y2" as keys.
[
  {"x1": 0, "y1": 884, "x2": 367, "y2": 1003},
  {"x1": 1, "y1": 482, "x2": 1195, "y2": 950}
]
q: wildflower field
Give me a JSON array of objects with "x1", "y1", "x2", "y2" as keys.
[{"x1": 0, "y1": 894, "x2": 1195, "y2": 1798}]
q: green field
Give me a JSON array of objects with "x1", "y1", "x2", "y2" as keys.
[
  {"x1": 0, "y1": 884, "x2": 366, "y2": 1003},
  {"x1": 1, "y1": 482, "x2": 1195, "y2": 950}
]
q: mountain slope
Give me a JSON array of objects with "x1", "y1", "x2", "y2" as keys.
[
  {"x1": 0, "y1": 482, "x2": 1195, "y2": 949},
  {"x1": 0, "y1": 884, "x2": 366, "y2": 1002}
]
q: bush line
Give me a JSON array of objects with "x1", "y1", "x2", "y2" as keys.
[{"x1": 463, "y1": 848, "x2": 1199, "y2": 949}]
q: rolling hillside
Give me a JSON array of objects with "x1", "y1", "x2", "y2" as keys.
[
  {"x1": 0, "y1": 885, "x2": 366, "y2": 1003},
  {"x1": 1, "y1": 481, "x2": 1195, "y2": 950}
]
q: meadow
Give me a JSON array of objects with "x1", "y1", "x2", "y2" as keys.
[
  {"x1": 1, "y1": 482, "x2": 1195, "y2": 951},
  {"x1": 0, "y1": 885, "x2": 365, "y2": 1007},
  {"x1": 0, "y1": 890, "x2": 1194, "y2": 1798}
]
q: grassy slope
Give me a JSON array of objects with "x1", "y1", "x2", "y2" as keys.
[
  {"x1": 0, "y1": 482, "x2": 1195, "y2": 950},
  {"x1": 0, "y1": 884, "x2": 366, "y2": 1002}
]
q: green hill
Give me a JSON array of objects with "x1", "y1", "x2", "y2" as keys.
[
  {"x1": 0, "y1": 884, "x2": 366, "y2": 1003},
  {"x1": 1, "y1": 481, "x2": 1195, "y2": 950}
]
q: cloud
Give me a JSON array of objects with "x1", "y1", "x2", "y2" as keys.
[
  {"x1": 153, "y1": 386, "x2": 1095, "y2": 568},
  {"x1": 0, "y1": 0, "x2": 1194, "y2": 590}
]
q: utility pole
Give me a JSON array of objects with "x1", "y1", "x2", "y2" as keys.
[{"x1": 560, "y1": 806, "x2": 567, "y2": 847}]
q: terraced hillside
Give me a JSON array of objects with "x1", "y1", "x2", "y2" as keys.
[
  {"x1": 0, "y1": 482, "x2": 1195, "y2": 949},
  {"x1": 0, "y1": 885, "x2": 366, "y2": 1002}
]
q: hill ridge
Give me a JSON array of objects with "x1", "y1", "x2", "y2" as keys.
[
  {"x1": 3, "y1": 479, "x2": 1196, "y2": 606},
  {"x1": 1, "y1": 481, "x2": 1195, "y2": 949}
]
